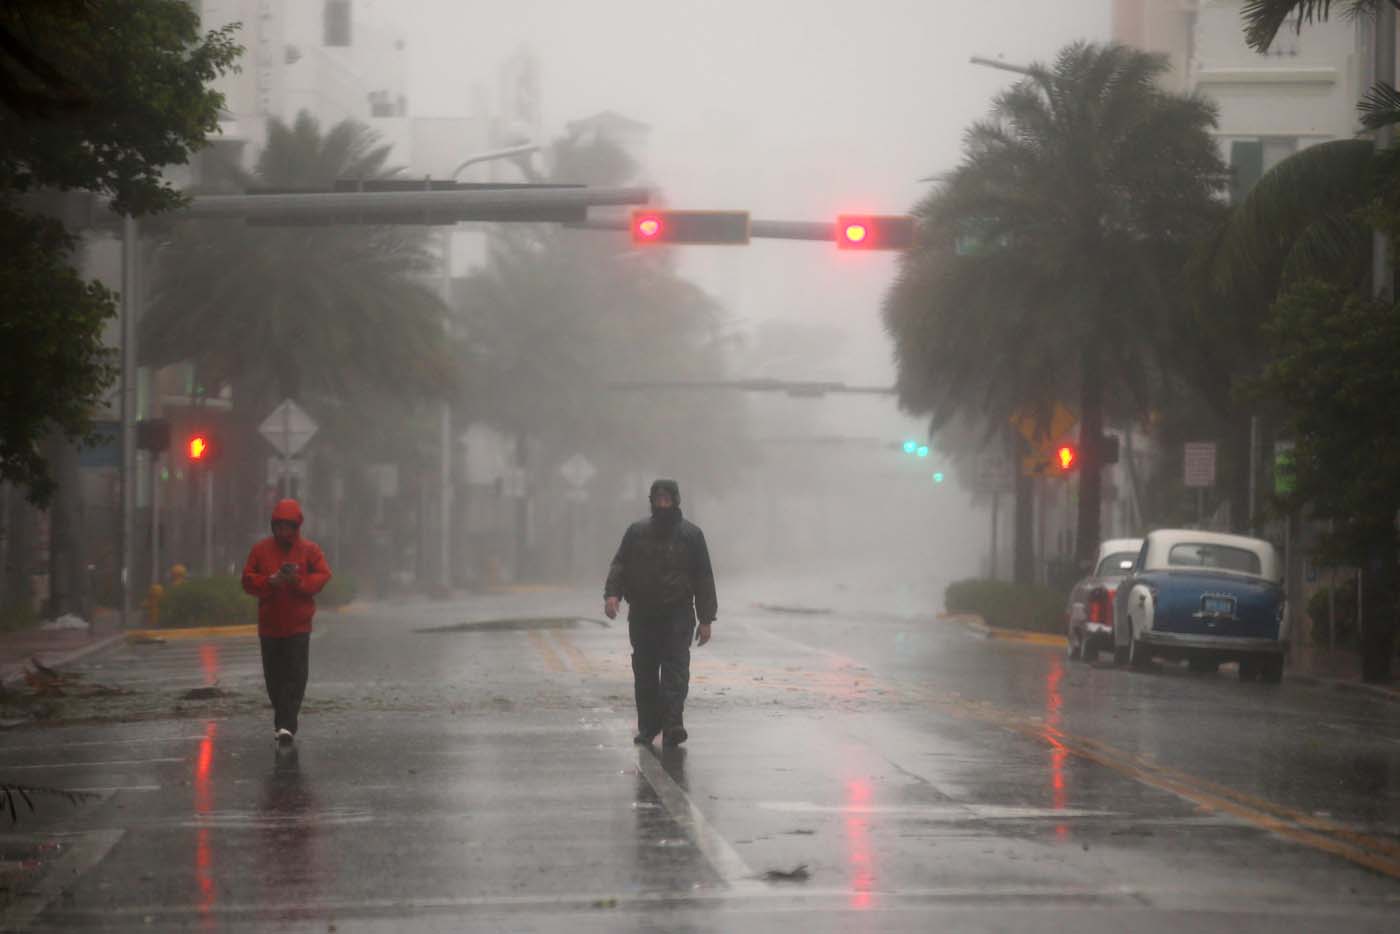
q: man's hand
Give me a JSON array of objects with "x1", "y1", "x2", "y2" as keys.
[
  {"x1": 604, "y1": 596, "x2": 620, "y2": 620},
  {"x1": 696, "y1": 622, "x2": 712, "y2": 646}
]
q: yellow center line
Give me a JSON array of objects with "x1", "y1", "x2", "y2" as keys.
[
  {"x1": 552, "y1": 632, "x2": 592, "y2": 674},
  {"x1": 526, "y1": 629, "x2": 566, "y2": 673}
]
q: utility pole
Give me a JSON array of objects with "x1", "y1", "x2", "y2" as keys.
[
  {"x1": 120, "y1": 215, "x2": 139, "y2": 627},
  {"x1": 1375, "y1": 5, "x2": 1396, "y2": 301}
]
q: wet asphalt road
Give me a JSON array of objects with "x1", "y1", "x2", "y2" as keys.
[{"x1": 2, "y1": 584, "x2": 1399, "y2": 932}]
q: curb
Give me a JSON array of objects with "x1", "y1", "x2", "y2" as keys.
[
  {"x1": 125, "y1": 623, "x2": 259, "y2": 641},
  {"x1": 0, "y1": 631, "x2": 127, "y2": 688},
  {"x1": 939, "y1": 613, "x2": 1067, "y2": 647},
  {"x1": 1286, "y1": 673, "x2": 1400, "y2": 705}
]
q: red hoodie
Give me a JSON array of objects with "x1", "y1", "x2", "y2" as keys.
[{"x1": 241, "y1": 499, "x2": 332, "y2": 638}]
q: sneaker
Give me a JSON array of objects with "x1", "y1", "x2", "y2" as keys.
[
  {"x1": 632, "y1": 732, "x2": 657, "y2": 745},
  {"x1": 661, "y1": 728, "x2": 687, "y2": 747},
  {"x1": 276, "y1": 728, "x2": 295, "y2": 746}
]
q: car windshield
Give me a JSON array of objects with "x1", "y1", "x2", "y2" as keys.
[
  {"x1": 1095, "y1": 552, "x2": 1138, "y2": 576},
  {"x1": 1167, "y1": 542, "x2": 1262, "y2": 575}
]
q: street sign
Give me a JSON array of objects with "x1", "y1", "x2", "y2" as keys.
[
  {"x1": 559, "y1": 453, "x2": 597, "y2": 489},
  {"x1": 1184, "y1": 441, "x2": 1217, "y2": 489},
  {"x1": 259, "y1": 399, "x2": 318, "y2": 457},
  {"x1": 1273, "y1": 441, "x2": 1296, "y2": 496},
  {"x1": 266, "y1": 457, "x2": 308, "y2": 486},
  {"x1": 972, "y1": 452, "x2": 1014, "y2": 494},
  {"x1": 1012, "y1": 403, "x2": 1077, "y2": 446}
]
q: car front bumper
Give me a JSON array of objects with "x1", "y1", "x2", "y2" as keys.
[{"x1": 1138, "y1": 630, "x2": 1286, "y2": 656}]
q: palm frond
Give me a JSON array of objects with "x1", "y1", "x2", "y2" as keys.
[
  {"x1": 1241, "y1": 1, "x2": 1386, "y2": 53},
  {"x1": 1206, "y1": 138, "x2": 1375, "y2": 295},
  {"x1": 1359, "y1": 81, "x2": 1400, "y2": 130}
]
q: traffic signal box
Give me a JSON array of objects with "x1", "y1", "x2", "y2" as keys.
[
  {"x1": 631, "y1": 210, "x2": 750, "y2": 245},
  {"x1": 836, "y1": 214, "x2": 916, "y2": 250}
]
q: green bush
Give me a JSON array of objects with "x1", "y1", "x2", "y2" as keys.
[
  {"x1": 318, "y1": 572, "x2": 358, "y2": 609},
  {"x1": 945, "y1": 578, "x2": 1066, "y2": 634},
  {"x1": 1306, "y1": 583, "x2": 1357, "y2": 647},
  {"x1": 158, "y1": 575, "x2": 256, "y2": 628}
]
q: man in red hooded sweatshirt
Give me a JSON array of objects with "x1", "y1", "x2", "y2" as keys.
[{"x1": 242, "y1": 499, "x2": 332, "y2": 746}]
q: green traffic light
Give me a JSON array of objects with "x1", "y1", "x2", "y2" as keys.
[
  {"x1": 903, "y1": 440, "x2": 917, "y2": 454},
  {"x1": 933, "y1": 472, "x2": 945, "y2": 484},
  {"x1": 917, "y1": 445, "x2": 929, "y2": 458}
]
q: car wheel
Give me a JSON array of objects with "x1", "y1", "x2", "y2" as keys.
[
  {"x1": 1238, "y1": 656, "x2": 1260, "y2": 682},
  {"x1": 1113, "y1": 641, "x2": 1130, "y2": 666},
  {"x1": 1259, "y1": 655, "x2": 1284, "y2": 684},
  {"x1": 1128, "y1": 630, "x2": 1152, "y2": 670},
  {"x1": 1188, "y1": 656, "x2": 1219, "y2": 674}
]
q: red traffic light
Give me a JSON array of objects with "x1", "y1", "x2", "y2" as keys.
[
  {"x1": 835, "y1": 214, "x2": 915, "y2": 250},
  {"x1": 187, "y1": 434, "x2": 214, "y2": 463},
  {"x1": 630, "y1": 210, "x2": 749, "y2": 245},
  {"x1": 1055, "y1": 444, "x2": 1078, "y2": 471}
]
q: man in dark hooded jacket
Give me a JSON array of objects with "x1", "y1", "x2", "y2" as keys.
[
  {"x1": 242, "y1": 499, "x2": 332, "y2": 746},
  {"x1": 604, "y1": 479, "x2": 717, "y2": 747}
]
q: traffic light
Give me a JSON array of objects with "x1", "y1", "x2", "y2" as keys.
[
  {"x1": 917, "y1": 445, "x2": 930, "y2": 459},
  {"x1": 903, "y1": 440, "x2": 918, "y2": 455},
  {"x1": 933, "y1": 471, "x2": 946, "y2": 484},
  {"x1": 186, "y1": 433, "x2": 217, "y2": 464},
  {"x1": 631, "y1": 210, "x2": 750, "y2": 245},
  {"x1": 1055, "y1": 444, "x2": 1078, "y2": 472},
  {"x1": 835, "y1": 214, "x2": 915, "y2": 250}
]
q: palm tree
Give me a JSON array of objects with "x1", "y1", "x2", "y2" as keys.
[
  {"x1": 884, "y1": 42, "x2": 1228, "y2": 571},
  {"x1": 141, "y1": 112, "x2": 452, "y2": 407},
  {"x1": 139, "y1": 112, "x2": 454, "y2": 554}
]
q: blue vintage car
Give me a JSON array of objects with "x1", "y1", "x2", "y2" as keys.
[{"x1": 1112, "y1": 530, "x2": 1287, "y2": 683}]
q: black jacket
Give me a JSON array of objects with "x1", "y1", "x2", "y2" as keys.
[{"x1": 605, "y1": 514, "x2": 718, "y2": 622}]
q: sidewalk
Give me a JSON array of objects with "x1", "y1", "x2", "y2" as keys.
[
  {"x1": 1288, "y1": 646, "x2": 1400, "y2": 704},
  {"x1": 0, "y1": 610, "x2": 126, "y2": 688}
]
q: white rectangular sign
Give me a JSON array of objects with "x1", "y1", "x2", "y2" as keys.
[{"x1": 1184, "y1": 441, "x2": 1217, "y2": 489}]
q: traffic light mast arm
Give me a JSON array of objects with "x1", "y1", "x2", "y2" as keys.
[{"x1": 575, "y1": 216, "x2": 842, "y2": 242}]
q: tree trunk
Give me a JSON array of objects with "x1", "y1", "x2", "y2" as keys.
[
  {"x1": 1075, "y1": 343, "x2": 1104, "y2": 569},
  {"x1": 44, "y1": 433, "x2": 85, "y2": 618}
]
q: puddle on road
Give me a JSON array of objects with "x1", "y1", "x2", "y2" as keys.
[{"x1": 414, "y1": 617, "x2": 610, "y2": 635}]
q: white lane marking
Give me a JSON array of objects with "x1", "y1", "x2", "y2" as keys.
[
  {"x1": 0, "y1": 828, "x2": 125, "y2": 932},
  {"x1": 632, "y1": 741, "x2": 765, "y2": 894},
  {"x1": 0, "y1": 735, "x2": 207, "y2": 753},
  {"x1": 758, "y1": 802, "x2": 1115, "y2": 819},
  {"x1": 2, "y1": 757, "x2": 184, "y2": 771}
]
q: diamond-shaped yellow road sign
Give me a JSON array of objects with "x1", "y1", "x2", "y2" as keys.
[{"x1": 1012, "y1": 403, "x2": 1077, "y2": 446}]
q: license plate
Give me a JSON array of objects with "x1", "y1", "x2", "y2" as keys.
[{"x1": 1201, "y1": 595, "x2": 1235, "y2": 617}]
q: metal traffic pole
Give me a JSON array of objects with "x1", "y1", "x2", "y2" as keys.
[{"x1": 119, "y1": 215, "x2": 139, "y2": 627}]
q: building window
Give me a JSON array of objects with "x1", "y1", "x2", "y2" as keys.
[
  {"x1": 324, "y1": 0, "x2": 351, "y2": 47},
  {"x1": 1229, "y1": 140, "x2": 1264, "y2": 203}
]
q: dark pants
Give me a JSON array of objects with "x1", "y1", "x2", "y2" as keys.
[
  {"x1": 260, "y1": 633, "x2": 310, "y2": 734},
  {"x1": 629, "y1": 606, "x2": 696, "y2": 737}
]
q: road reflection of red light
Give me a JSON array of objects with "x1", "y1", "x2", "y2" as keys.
[
  {"x1": 845, "y1": 778, "x2": 876, "y2": 908},
  {"x1": 194, "y1": 721, "x2": 217, "y2": 927},
  {"x1": 199, "y1": 644, "x2": 220, "y2": 686},
  {"x1": 1045, "y1": 660, "x2": 1069, "y2": 839}
]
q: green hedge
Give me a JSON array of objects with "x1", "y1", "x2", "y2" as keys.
[
  {"x1": 158, "y1": 576, "x2": 256, "y2": 628},
  {"x1": 945, "y1": 579, "x2": 1066, "y2": 634}
]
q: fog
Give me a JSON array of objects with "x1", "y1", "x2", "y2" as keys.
[{"x1": 295, "y1": 0, "x2": 1109, "y2": 606}]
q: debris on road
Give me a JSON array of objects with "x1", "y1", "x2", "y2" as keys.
[
  {"x1": 761, "y1": 864, "x2": 811, "y2": 882},
  {"x1": 180, "y1": 686, "x2": 230, "y2": 700}
]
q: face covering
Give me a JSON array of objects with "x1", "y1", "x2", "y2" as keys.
[{"x1": 651, "y1": 503, "x2": 681, "y2": 527}]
